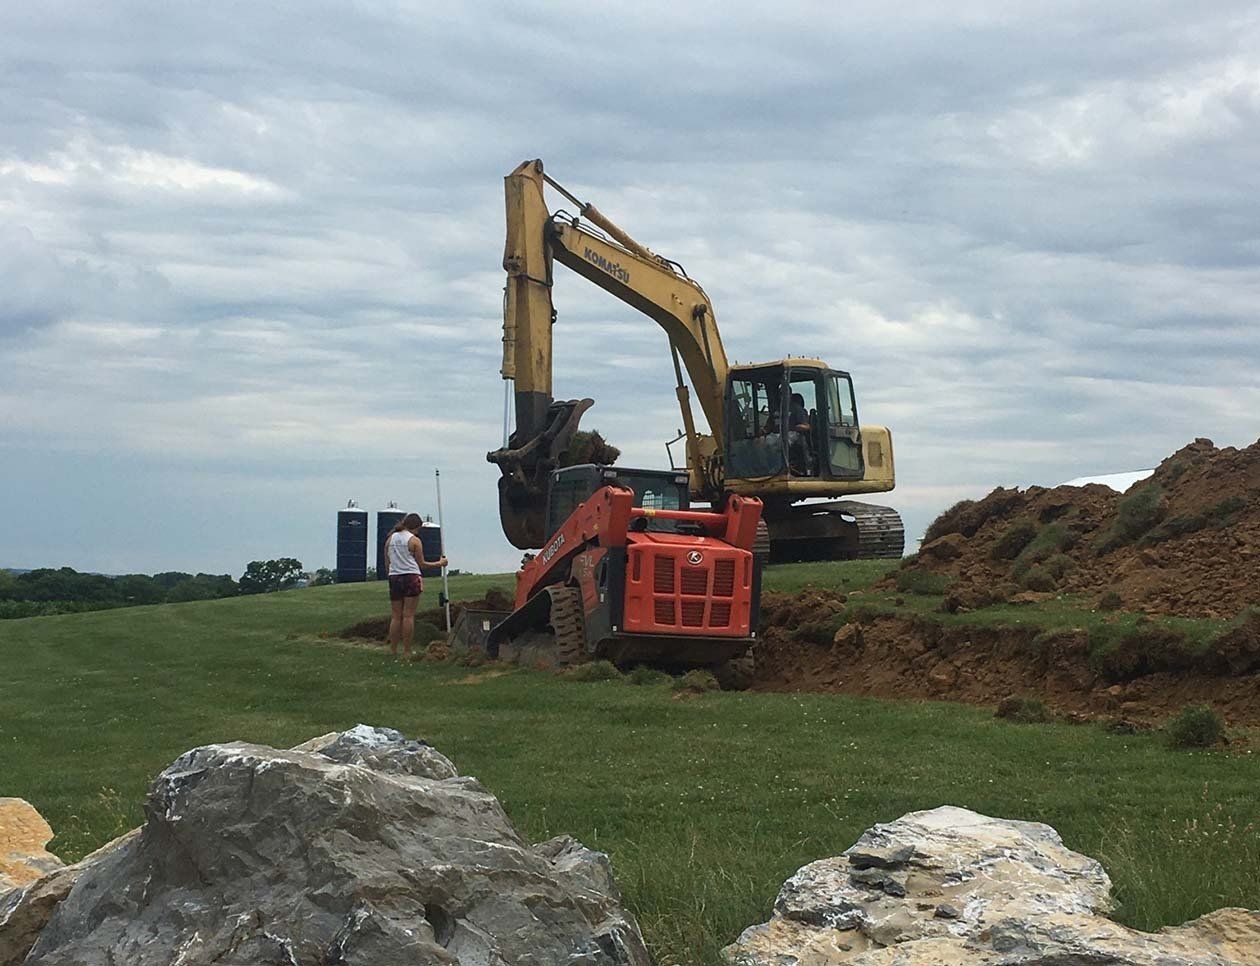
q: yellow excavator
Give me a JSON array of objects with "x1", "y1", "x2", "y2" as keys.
[{"x1": 488, "y1": 159, "x2": 903, "y2": 562}]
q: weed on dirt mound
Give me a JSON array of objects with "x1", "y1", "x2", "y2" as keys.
[{"x1": 903, "y1": 438, "x2": 1260, "y2": 619}]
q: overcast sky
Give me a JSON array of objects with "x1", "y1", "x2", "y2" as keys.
[{"x1": 2, "y1": 1, "x2": 1258, "y2": 576}]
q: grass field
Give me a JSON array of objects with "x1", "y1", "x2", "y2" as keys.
[{"x1": 3, "y1": 562, "x2": 1258, "y2": 964}]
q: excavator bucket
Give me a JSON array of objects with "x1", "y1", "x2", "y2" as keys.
[{"x1": 486, "y1": 397, "x2": 593, "y2": 549}]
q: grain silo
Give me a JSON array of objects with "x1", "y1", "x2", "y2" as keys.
[
  {"x1": 335, "y1": 500, "x2": 368, "y2": 583},
  {"x1": 375, "y1": 502, "x2": 406, "y2": 578},
  {"x1": 419, "y1": 516, "x2": 443, "y2": 578}
]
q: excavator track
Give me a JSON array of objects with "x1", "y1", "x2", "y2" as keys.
[
  {"x1": 835, "y1": 501, "x2": 906, "y2": 559},
  {"x1": 767, "y1": 501, "x2": 906, "y2": 561}
]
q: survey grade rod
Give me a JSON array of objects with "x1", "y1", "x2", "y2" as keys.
[{"x1": 435, "y1": 468, "x2": 451, "y2": 632}]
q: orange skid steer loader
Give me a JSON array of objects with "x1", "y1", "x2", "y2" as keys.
[{"x1": 483, "y1": 464, "x2": 763, "y2": 675}]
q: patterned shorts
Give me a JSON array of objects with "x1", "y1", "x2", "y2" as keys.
[{"x1": 388, "y1": 574, "x2": 423, "y2": 600}]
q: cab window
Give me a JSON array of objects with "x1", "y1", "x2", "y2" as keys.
[{"x1": 727, "y1": 373, "x2": 785, "y2": 477}]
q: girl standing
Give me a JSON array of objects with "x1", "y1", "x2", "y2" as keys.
[{"x1": 384, "y1": 513, "x2": 447, "y2": 660}]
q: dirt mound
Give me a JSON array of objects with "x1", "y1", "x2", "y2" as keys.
[
  {"x1": 903, "y1": 438, "x2": 1260, "y2": 619},
  {"x1": 338, "y1": 589, "x2": 513, "y2": 644},
  {"x1": 750, "y1": 594, "x2": 1260, "y2": 726}
]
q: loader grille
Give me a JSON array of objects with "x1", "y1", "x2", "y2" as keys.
[
  {"x1": 713, "y1": 559, "x2": 735, "y2": 597},
  {"x1": 654, "y1": 555, "x2": 675, "y2": 594},
  {"x1": 624, "y1": 544, "x2": 753, "y2": 638},
  {"x1": 680, "y1": 566, "x2": 709, "y2": 596}
]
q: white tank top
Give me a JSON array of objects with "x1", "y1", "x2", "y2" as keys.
[{"x1": 386, "y1": 530, "x2": 421, "y2": 575}]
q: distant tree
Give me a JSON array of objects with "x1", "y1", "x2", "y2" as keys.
[
  {"x1": 151, "y1": 571, "x2": 195, "y2": 590},
  {"x1": 114, "y1": 574, "x2": 166, "y2": 605},
  {"x1": 239, "y1": 558, "x2": 304, "y2": 595},
  {"x1": 308, "y1": 568, "x2": 336, "y2": 587},
  {"x1": 166, "y1": 573, "x2": 239, "y2": 602}
]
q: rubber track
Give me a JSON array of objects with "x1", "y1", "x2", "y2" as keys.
[{"x1": 546, "y1": 585, "x2": 587, "y2": 667}]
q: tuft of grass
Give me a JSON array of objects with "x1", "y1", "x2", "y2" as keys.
[
  {"x1": 672, "y1": 669, "x2": 720, "y2": 693},
  {"x1": 1165, "y1": 705, "x2": 1226, "y2": 749},
  {"x1": 990, "y1": 521, "x2": 1038, "y2": 560},
  {"x1": 895, "y1": 569, "x2": 953, "y2": 596},
  {"x1": 1094, "y1": 485, "x2": 1167, "y2": 554},
  {"x1": 1097, "y1": 788, "x2": 1258, "y2": 930},
  {"x1": 563, "y1": 660, "x2": 623, "y2": 682},
  {"x1": 1098, "y1": 590, "x2": 1123, "y2": 612},
  {"x1": 626, "y1": 665, "x2": 673, "y2": 687},
  {"x1": 1019, "y1": 565, "x2": 1056, "y2": 593},
  {"x1": 922, "y1": 499, "x2": 978, "y2": 544},
  {"x1": 994, "y1": 696, "x2": 1050, "y2": 724},
  {"x1": 413, "y1": 620, "x2": 444, "y2": 647}
]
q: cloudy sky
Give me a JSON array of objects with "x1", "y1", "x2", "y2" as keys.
[{"x1": 2, "y1": 1, "x2": 1258, "y2": 576}]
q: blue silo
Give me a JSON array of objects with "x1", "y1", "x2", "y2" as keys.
[
  {"x1": 419, "y1": 517, "x2": 443, "y2": 578},
  {"x1": 336, "y1": 500, "x2": 368, "y2": 583},
  {"x1": 375, "y1": 503, "x2": 406, "y2": 579}
]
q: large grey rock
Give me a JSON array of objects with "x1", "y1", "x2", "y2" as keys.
[
  {"x1": 724, "y1": 805, "x2": 1260, "y2": 965},
  {"x1": 16, "y1": 725, "x2": 648, "y2": 965}
]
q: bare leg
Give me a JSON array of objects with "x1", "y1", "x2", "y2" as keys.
[
  {"x1": 388, "y1": 598, "x2": 404, "y2": 656},
  {"x1": 401, "y1": 595, "x2": 420, "y2": 661}
]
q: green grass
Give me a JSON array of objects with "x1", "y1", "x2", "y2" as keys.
[{"x1": 2, "y1": 563, "x2": 1259, "y2": 964}]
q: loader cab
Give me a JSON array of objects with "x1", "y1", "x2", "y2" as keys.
[
  {"x1": 725, "y1": 362, "x2": 865, "y2": 482},
  {"x1": 545, "y1": 464, "x2": 690, "y2": 540}
]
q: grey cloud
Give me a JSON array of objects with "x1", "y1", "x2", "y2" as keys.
[{"x1": 1, "y1": 1, "x2": 1258, "y2": 573}]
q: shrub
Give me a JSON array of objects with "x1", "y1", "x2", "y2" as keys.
[
  {"x1": 1165, "y1": 705, "x2": 1225, "y2": 749},
  {"x1": 1095, "y1": 485, "x2": 1167, "y2": 554},
  {"x1": 1139, "y1": 496, "x2": 1246, "y2": 547},
  {"x1": 1098, "y1": 590, "x2": 1123, "y2": 611},
  {"x1": 563, "y1": 660, "x2": 623, "y2": 682},
  {"x1": 990, "y1": 521, "x2": 1038, "y2": 560},
  {"x1": 895, "y1": 569, "x2": 953, "y2": 596},
  {"x1": 1042, "y1": 553, "x2": 1076, "y2": 581},
  {"x1": 1020, "y1": 565, "x2": 1056, "y2": 592},
  {"x1": 626, "y1": 665, "x2": 672, "y2": 686},
  {"x1": 1092, "y1": 625, "x2": 1193, "y2": 682},
  {"x1": 672, "y1": 669, "x2": 720, "y2": 693},
  {"x1": 994, "y1": 696, "x2": 1050, "y2": 723}
]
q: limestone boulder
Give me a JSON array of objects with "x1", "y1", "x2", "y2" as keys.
[
  {"x1": 0, "y1": 800, "x2": 63, "y2": 892},
  {"x1": 15, "y1": 726, "x2": 648, "y2": 965},
  {"x1": 724, "y1": 805, "x2": 1260, "y2": 965}
]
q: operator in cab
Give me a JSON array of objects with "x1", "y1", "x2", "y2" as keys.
[{"x1": 788, "y1": 392, "x2": 813, "y2": 475}]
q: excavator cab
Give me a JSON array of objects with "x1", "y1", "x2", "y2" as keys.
[{"x1": 725, "y1": 362, "x2": 865, "y2": 484}]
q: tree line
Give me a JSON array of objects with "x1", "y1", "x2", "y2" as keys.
[{"x1": 0, "y1": 558, "x2": 317, "y2": 619}]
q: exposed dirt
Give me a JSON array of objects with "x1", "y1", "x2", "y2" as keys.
[
  {"x1": 338, "y1": 589, "x2": 513, "y2": 643},
  {"x1": 751, "y1": 592, "x2": 1260, "y2": 727},
  {"x1": 904, "y1": 438, "x2": 1260, "y2": 620}
]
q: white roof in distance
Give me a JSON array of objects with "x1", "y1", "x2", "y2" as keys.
[{"x1": 1059, "y1": 469, "x2": 1154, "y2": 492}]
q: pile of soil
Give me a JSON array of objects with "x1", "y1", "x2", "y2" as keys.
[
  {"x1": 750, "y1": 592, "x2": 1260, "y2": 726},
  {"x1": 902, "y1": 438, "x2": 1260, "y2": 620},
  {"x1": 338, "y1": 589, "x2": 513, "y2": 643}
]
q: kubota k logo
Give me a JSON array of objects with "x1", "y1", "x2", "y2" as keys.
[{"x1": 687, "y1": 550, "x2": 704, "y2": 566}]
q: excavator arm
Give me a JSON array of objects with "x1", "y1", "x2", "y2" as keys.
[{"x1": 489, "y1": 159, "x2": 731, "y2": 548}]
